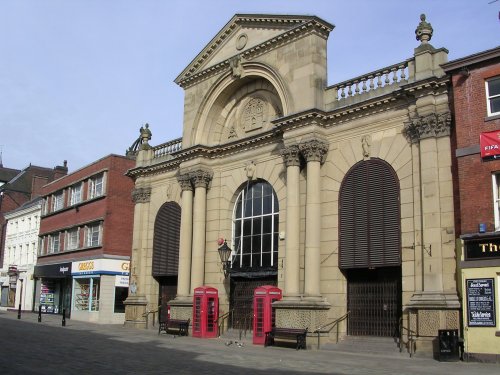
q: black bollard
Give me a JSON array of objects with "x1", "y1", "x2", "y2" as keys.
[
  {"x1": 62, "y1": 308, "x2": 66, "y2": 327},
  {"x1": 38, "y1": 305, "x2": 42, "y2": 322},
  {"x1": 17, "y1": 304, "x2": 21, "y2": 319}
]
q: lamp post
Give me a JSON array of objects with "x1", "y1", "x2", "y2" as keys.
[{"x1": 217, "y1": 239, "x2": 232, "y2": 278}]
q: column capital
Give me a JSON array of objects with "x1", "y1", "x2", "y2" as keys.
[
  {"x1": 190, "y1": 169, "x2": 213, "y2": 189},
  {"x1": 281, "y1": 145, "x2": 301, "y2": 167},
  {"x1": 403, "y1": 111, "x2": 451, "y2": 144},
  {"x1": 299, "y1": 139, "x2": 329, "y2": 164},
  {"x1": 131, "y1": 187, "x2": 152, "y2": 203},
  {"x1": 177, "y1": 173, "x2": 193, "y2": 192}
]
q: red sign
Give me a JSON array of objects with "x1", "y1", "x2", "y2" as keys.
[{"x1": 480, "y1": 131, "x2": 500, "y2": 159}]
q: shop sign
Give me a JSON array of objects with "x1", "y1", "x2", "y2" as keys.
[
  {"x1": 466, "y1": 278, "x2": 496, "y2": 327},
  {"x1": 465, "y1": 237, "x2": 500, "y2": 260},
  {"x1": 480, "y1": 130, "x2": 500, "y2": 159},
  {"x1": 34, "y1": 263, "x2": 72, "y2": 278},
  {"x1": 72, "y1": 259, "x2": 130, "y2": 276},
  {"x1": 115, "y1": 275, "x2": 129, "y2": 287}
]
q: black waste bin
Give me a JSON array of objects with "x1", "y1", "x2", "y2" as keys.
[{"x1": 438, "y1": 329, "x2": 460, "y2": 362}]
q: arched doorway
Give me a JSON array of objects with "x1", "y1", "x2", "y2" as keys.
[
  {"x1": 229, "y1": 180, "x2": 279, "y2": 330},
  {"x1": 339, "y1": 159, "x2": 402, "y2": 337},
  {"x1": 152, "y1": 202, "x2": 181, "y2": 322}
]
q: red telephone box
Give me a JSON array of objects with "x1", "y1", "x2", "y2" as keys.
[
  {"x1": 192, "y1": 286, "x2": 219, "y2": 338},
  {"x1": 253, "y1": 285, "x2": 282, "y2": 345}
]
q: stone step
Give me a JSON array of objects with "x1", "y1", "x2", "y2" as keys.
[{"x1": 322, "y1": 336, "x2": 409, "y2": 356}]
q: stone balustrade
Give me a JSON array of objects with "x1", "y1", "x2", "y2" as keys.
[
  {"x1": 153, "y1": 137, "x2": 182, "y2": 160},
  {"x1": 328, "y1": 59, "x2": 412, "y2": 109}
]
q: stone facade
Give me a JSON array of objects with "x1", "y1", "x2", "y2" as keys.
[{"x1": 125, "y1": 14, "x2": 460, "y2": 354}]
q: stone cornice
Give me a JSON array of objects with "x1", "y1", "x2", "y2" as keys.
[{"x1": 176, "y1": 15, "x2": 333, "y2": 88}]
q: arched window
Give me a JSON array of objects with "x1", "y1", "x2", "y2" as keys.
[
  {"x1": 339, "y1": 159, "x2": 401, "y2": 269},
  {"x1": 152, "y1": 202, "x2": 181, "y2": 277},
  {"x1": 232, "y1": 181, "x2": 279, "y2": 271}
]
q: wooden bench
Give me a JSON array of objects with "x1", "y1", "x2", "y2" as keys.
[
  {"x1": 158, "y1": 318, "x2": 190, "y2": 337},
  {"x1": 265, "y1": 327, "x2": 308, "y2": 350}
]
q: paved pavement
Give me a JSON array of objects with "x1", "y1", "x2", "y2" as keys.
[{"x1": 0, "y1": 310, "x2": 498, "y2": 374}]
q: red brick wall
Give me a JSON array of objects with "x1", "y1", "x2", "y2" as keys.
[
  {"x1": 38, "y1": 155, "x2": 135, "y2": 262},
  {"x1": 452, "y1": 61, "x2": 500, "y2": 234}
]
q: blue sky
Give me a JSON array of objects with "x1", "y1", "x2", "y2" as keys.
[{"x1": 1, "y1": 0, "x2": 499, "y2": 172}]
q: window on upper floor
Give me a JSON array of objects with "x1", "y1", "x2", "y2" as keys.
[
  {"x1": 52, "y1": 191, "x2": 64, "y2": 212},
  {"x1": 66, "y1": 228, "x2": 80, "y2": 250},
  {"x1": 70, "y1": 183, "x2": 83, "y2": 205},
  {"x1": 49, "y1": 233, "x2": 60, "y2": 254},
  {"x1": 493, "y1": 173, "x2": 500, "y2": 231},
  {"x1": 89, "y1": 174, "x2": 104, "y2": 199},
  {"x1": 85, "y1": 222, "x2": 102, "y2": 248},
  {"x1": 486, "y1": 76, "x2": 500, "y2": 117}
]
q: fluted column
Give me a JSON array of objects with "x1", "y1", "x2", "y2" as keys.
[
  {"x1": 176, "y1": 173, "x2": 193, "y2": 298},
  {"x1": 300, "y1": 139, "x2": 328, "y2": 298},
  {"x1": 281, "y1": 145, "x2": 301, "y2": 299},
  {"x1": 190, "y1": 169, "x2": 213, "y2": 293}
]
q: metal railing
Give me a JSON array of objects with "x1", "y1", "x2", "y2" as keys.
[
  {"x1": 142, "y1": 307, "x2": 159, "y2": 329},
  {"x1": 313, "y1": 311, "x2": 350, "y2": 349},
  {"x1": 216, "y1": 309, "x2": 234, "y2": 337},
  {"x1": 397, "y1": 317, "x2": 416, "y2": 357}
]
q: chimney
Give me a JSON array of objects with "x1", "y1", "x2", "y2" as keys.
[{"x1": 54, "y1": 160, "x2": 68, "y2": 179}]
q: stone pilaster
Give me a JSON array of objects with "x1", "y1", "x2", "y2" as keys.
[
  {"x1": 189, "y1": 169, "x2": 213, "y2": 293},
  {"x1": 280, "y1": 145, "x2": 301, "y2": 299},
  {"x1": 175, "y1": 173, "x2": 193, "y2": 300}
]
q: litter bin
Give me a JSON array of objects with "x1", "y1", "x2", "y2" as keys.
[{"x1": 438, "y1": 329, "x2": 459, "y2": 361}]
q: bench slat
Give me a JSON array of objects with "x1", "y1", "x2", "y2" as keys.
[{"x1": 265, "y1": 327, "x2": 307, "y2": 350}]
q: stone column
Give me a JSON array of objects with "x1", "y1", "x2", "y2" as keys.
[
  {"x1": 176, "y1": 173, "x2": 193, "y2": 299},
  {"x1": 280, "y1": 145, "x2": 302, "y2": 299},
  {"x1": 124, "y1": 186, "x2": 152, "y2": 329},
  {"x1": 190, "y1": 169, "x2": 213, "y2": 293},
  {"x1": 299, "y1": 139, "x2": 329, "y2": 299}
]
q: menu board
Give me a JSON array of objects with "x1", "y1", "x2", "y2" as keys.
[{"x1": 466, "y1": 278, "x2": 496, "y2": 327}]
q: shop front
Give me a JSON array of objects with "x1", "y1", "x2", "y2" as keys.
[
  {"x1": 71, "y1": 259, "x2": 129, "y2": 324},
  {"x1": 33, "y1": 262, "x2": 72, "y2": 315},
  {"x1": 460, "y1": 233, "x2": 500, "y2": 362}
]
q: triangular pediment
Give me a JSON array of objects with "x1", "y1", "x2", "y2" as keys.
[{"x1": 175, "y1": 14, "x2": 333, "y2": 86}]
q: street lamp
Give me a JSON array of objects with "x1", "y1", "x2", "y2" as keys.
[{"x1": 217, "y1": 239, "x2": 232, "y2": 278}]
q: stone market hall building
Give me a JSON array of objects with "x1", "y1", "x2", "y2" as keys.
[{"x1": 125, "y1": 14, "x2": 459, "y2": 354}]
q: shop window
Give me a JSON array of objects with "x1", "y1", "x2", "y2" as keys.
[
  {"x1": 89, "y1": 174, "x2": 104, "y2": 199},
  {"x1": 493, "y1": 173, "x2": 500, "y2": 231},
  {"x1": 232, "y1": 181, "x2": 279, "y2": 270},
  {"x1": 73, "y1": 277, "x2": 100, "y2": 311},
  {"x1": 114, "y1": 287, "x2": 128, "y2": 313},
  {"x1": 85, "y1": 223, "x2": 102, "y2": 247},
  {"x1": 70, "y1": 183, "x2": 83, "y2": 205},
  {"x1": 486, "y1": 76, "x2": 500, "y2": 117},
  {"x1": 66, "y1": 228, "x2": 79, "y2": 250}
]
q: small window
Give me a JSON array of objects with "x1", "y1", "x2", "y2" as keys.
[
  {"x1": 52, "y1": 192, "x2": 64, "y2": 211},
  {"x1": 49, "y1": 233, "x2": 60, "y2": 254},
  {"x1": 86, "y1": 223, "x2": 102, "y2": 247},
  {"x1": 70, "y1": 183, "x2": 83, "y2": 205},
  {"x1": 66, "y1": 228, "x2": 79, "y2": 250},
  {"x1": 486, "y1": 77, "x2": 500, "y2": 117},
  {"x1": 89, "y1": 174, "x2": 104, "y2": 199}
]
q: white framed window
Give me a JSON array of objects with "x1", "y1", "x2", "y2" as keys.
[
  {"x1": 89, "y1": 174, "x2": 104, "y2": 199},
  {"x1": 66, "y1": 228, "x2": 80, "y2": 250},
  {"x1": 486, "y1": 77, "x2": 500, "y2": 117},
  {"x1": 52, "y1": 191, "x2": 64, "y2": 212},
  {"x1": 85, "y1": 223, "x2": 102, "y2": 247},
  {"x1": 49, "y1": 233, "x2": 60, "y2": 254},
  {"x1": 70, "y1": 183, "x2": 83, "y2": 205}
]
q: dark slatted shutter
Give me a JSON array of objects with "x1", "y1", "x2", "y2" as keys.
[
  {"x1": 339, "y1": 159, "x2": 400, "y2": 269},
  {"x1": 152, "y1": 202, "x2": 181, "y2": 276}
]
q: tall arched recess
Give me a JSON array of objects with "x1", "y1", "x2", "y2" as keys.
[
  {"x1": 339, "y1": 159, "x2": 402, "y2": 337},
  {"x1": 152, "y1": 201, "x2": 181, "y2": 322}
]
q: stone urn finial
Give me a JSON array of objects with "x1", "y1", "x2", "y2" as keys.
[{"x1": 415, "y1": 13, "x2": 433, "y2": 44}]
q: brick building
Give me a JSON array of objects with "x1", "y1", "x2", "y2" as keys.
[
  {"x1": 0, "y1": 163, "x2": 67, "y2": 306},
  {"x1": 443, "y1": 46, "x2": 500, "y2": 362},
  {"x1": 34, "y1": 154, "x2": 135, "y2": 324}
]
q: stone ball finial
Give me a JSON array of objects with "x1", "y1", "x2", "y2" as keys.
[{"x1": 415, "y1": 13, "x2": 433, "y2": 44}]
